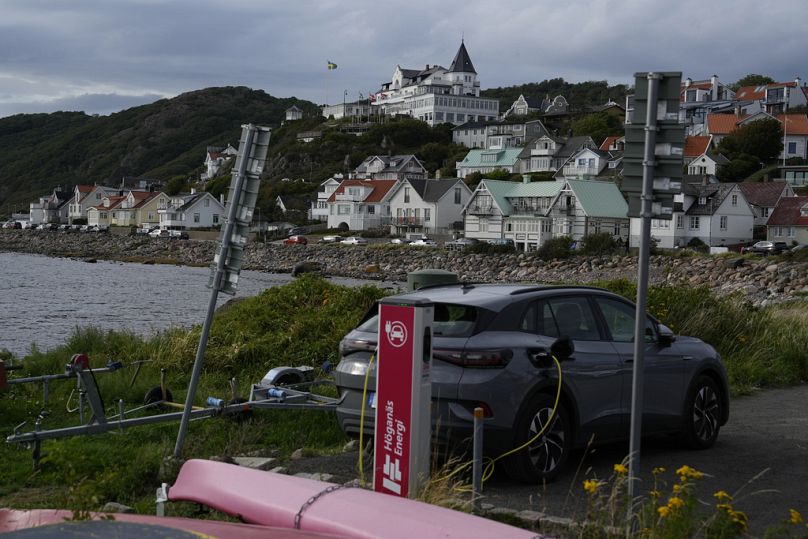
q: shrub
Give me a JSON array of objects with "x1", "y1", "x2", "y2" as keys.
[
  {"x1": 579, "y1": 232, "x2": 618, "y2": 256},
  {"x1": 536, "y1": 236, "x2": 574, "y2": 260},
  {"x1": 686, "y1": 237, "x2": 708, "y2": 253}
]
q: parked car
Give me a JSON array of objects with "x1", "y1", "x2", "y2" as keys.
[
  {"x1": 741, "y1": 241, "x2": 789, "y2": 255},
  {"x1": 169, "y1": 230, "x2": 189, "y2": 240},
  {"x1": 445, "y1": 238, "x2": 479, "y2": 251},
  {"x1": 409, "y1": 238, "x2": 437, "y2": 247},
  {"x1": 2, "y1": 221, "x2": 21, "y2": 229},
  {"x1": 283, "y1": 235, "x2": 308, "y2": 245},
  {"x1": 389, "y1": 237, "x2": 412, "y2": 245},
  {"x1": 318, "y1": 235, "x2": 341, "y2": 244},
  {"x1": 149, "y1": 228, "x2": 170, "y2": 238},
  {"x1": 341, "y1": 236, "x2": 368, "y2": 245},
  {"x1": 136, "y1": 225, "x2": 159, "y2": 236},
  {"x1": 486, "y1": 238, "x2": 516, "y2": 249},
  {"x1": 335, "y1": 283, "x2": 729, "y2": 483}
]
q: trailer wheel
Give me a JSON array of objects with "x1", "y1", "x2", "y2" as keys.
[{"x1": 144, "y1": 386, "x2": 173, "y2": 407}]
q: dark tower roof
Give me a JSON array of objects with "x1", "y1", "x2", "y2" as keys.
[{"x1": 449, "y1": 40, "x2": 476, "y2": 74}]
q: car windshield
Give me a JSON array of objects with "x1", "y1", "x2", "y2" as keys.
[{"x1": 356, "y1": 302, "x2": 479, "y2": 338}]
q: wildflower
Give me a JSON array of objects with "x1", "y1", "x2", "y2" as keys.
[
  {"x1": 583, "y1": 479, "x2": 602, "y2": 495},
  {"x1": 730, "y1": 510, "x2": 748, "y2": 532},
  {"x1": 650, "y1": 490, "x2": 661, "y2": 500},
  {"x1": 657, "y1": 506, "x2": 671, "y2": 518},
  {"x1": 675, "y1": 464, "x2": 703, "y2": 481},
  {"x1": 613, "y1": 463, "x2": 628, "y2": 475},
  {"x1": 790, "y1": 509, "x2": 803, "y2": 525},
  {"x1": 713, "y1": 490, "x2": 732, "y2": 502},
  {"x1": 667, "y1": 497, "x2": 685, "y2": 509},
  {"x1": 716, "y1": 503, "x2": 734, "y2": 512},
  {"x1": 672, "y1": 484, "x2": 682, "y2": 494},
  {"x1": 738, "y1": 335, "x2": 747, "y2": 344},
  {"x1": 652, "y1": 467, "x2": 666, "y2": 476}
]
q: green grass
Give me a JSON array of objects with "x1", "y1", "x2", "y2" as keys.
[{"x1": 2, "y1": 275, "x2": 806, "y2": 517}]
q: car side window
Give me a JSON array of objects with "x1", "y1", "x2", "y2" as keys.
[
  {"x1": 593, "y1": 297, "x2": 655, "y2": 343},
  {"x1": 546, "y1": 297, "x2": 600, "y2": 341},
  {"x1": 518, "y1": 302, "x2": 537, "y2": 333}
]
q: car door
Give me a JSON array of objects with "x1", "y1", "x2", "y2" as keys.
[
  {"x1": 590, "y1": 295, "x2": 685, "y2": 434},
  {"x1": 542, "y1": 295, "x2": 627, "y2": 443}
]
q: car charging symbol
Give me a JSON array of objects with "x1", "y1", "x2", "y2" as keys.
[{"x1": 385, "y1": 320, "x2": 408, "y2": 348}]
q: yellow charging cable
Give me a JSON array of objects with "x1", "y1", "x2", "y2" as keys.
[{"x1": 357, "y1": 351, "x2": 376, "y2": 485}]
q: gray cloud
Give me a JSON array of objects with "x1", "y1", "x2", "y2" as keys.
[{"x1": 0, "y1": 0, "x2": 805, "y2": 118}]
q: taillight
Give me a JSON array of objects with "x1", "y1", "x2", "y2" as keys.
[{"x1": 433, "y1": 348, "x2": 512, "y2": 368}]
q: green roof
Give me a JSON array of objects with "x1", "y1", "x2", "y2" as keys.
[
  {"x1": 458, "y1": 148, "x2": 522, "y2": 167},
  {"x1": 565, "y1": 180, "x2": 628, "y2": 219},
  {"x1": 478, "y1": 179, "x2": 564, "y2": 215}
]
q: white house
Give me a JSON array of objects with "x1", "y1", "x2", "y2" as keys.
[
  {"x1": 158, "y1": 192, "x2": 225, "y2": 230},
  {"x1": 201, "y1": 145, "x2": 238, "y2": 181},
  {"x1": 738, "y1": 181, "x2": 795, "y2": 228},
  {"x1": 353, "y1": 155, "x2": 427, "y2": 181},
  {"x1": 326, "y1": 179, "x2": 398, "y2": 231},
  {"x1": 285, "y1": 106, "x2": 303, "y2": 121},
  {"x1": 503, "y1": 95, "x2": 569, "y2": 118},
  {"x1": 734, "y1": 78, "x2": 807, "y2": 115},
  {"x1": 546, "y1": 180, "x2": 629, "y2": 245},
  {"x1": 456, "y1": 148, "x2": 522, "y2": 178},
  {"x1": 68, "y1": 185, "x2": 109, "y2": 223},
  {"x1": 30, "y1": 188, "x2": 74, "y2": 225},
  {"x1": 555, "y1": 148, "x2": 614, "y2": 180},
  {"x1": 520, "y1": 135, "x2": 597, "y2": 174},
  {"x1": 387, "y1": 178, "x2": 472, "y2": 236},
  {"x1": 310, "y1": 176, "x2": 343, "y2": 222},
  {"x1": 767, "y1": 195, "x2": 808, "y2": 245},
  {"x1": 462, "y1": 177, "x2": 563, "y2": 251},
  {"x1": 372, "y1": 41, "x2": 499, "y2": 126},
  {"x1": 86, "y1": 195, "x2": 126, "y2": 228},
  {"x1": 706, "y1": 112, "x2": 808, "y2": 160},
  {"x1": 630, "y1": 180, "x2": 755, "y2": 249},
  {"x1": 452, "y1": 121, "x2": 489, "y2": 148}
]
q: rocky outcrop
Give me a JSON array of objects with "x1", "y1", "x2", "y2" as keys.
[{"x1": 2, "y1": 230, "x2": 806, "y2": 306}]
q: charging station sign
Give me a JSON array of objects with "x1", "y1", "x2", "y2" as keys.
[{"x1": 374, "y1": 299, "x2": 432, "y2": 498}]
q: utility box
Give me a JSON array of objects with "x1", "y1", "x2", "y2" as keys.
[
  {"x1": 373, "y1": 297, "x2": 433, "y2": 498},
  {"x1": 407, "y1": 269, "x2": 458, "y2": 291}
]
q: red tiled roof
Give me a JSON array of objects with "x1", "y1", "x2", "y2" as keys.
[
  {"x1": 684, "y1": 136, "x2": 711, "y2": 158},
  {"x1": 737, "y1": 181, "x2": 791, "y2": 207},
  {"x1": 734, "y1": 85, "x2": 765, "y2": 101},
  {"x1": 77, "y1": 185, "x2": 94, "y2": 193},
  {"x1": 326, "y1": 179, "x2": 398, "y2": 204},
  {"x1": 768, "y1": 196, "x2": 808, "y2": 227},
  {"x1": 707, "y1": 114, "x2": 747, "y2": 135},
  {"x1": 90, "y1": 196, "x2": 125, "y2": 210},
  {"x1": 599, "y1": 136, "x2": 621, "y2": 151},
  {"x1": 778, "y1": 114, "x2": 808, "y2": 135}
]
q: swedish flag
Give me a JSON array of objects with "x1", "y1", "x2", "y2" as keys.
[{"x1": 327, "y1": 61, "x2": 338, "y2": 70}]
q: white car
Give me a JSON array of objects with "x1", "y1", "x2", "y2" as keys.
[
  {"x1": 149, "y1": 228, "x2": 170, "y2": 238},
  {"x1": 409, "y1": 238, "x2": 437, "y2": 247},
  {"x1": 341, "y1": 236, "x2": 368, "y2": 245}
]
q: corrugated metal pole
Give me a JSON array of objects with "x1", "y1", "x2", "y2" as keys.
[
  {"x1": 173, "y1": 125, "x2": 257, "y2": 458},
  {"x1": 472, "y1": 407, "x2": 484, "y2": 512},
  {"x1": 627, "y1": 74, "x2": 660, "y2": 516}
]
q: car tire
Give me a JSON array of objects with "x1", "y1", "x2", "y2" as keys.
[
  {"x1": 504, "y1": 393, "x2": 571, "y2": 483},
  {"x1": 682, "y1": 375, "x2": 722, "y2": 449}
]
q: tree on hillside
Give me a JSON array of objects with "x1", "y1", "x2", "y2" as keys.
[
  {"x1": 571, "y1": 112, "x2": 623, "y2": 146},
  {"x1": 732, "y1": 74, "x2": 775, "y2": 91},
  {"x1": 717, "y1": 154, "x2": 761, "y2": 182},
  {"x1": 717, "y1": 118, "x2": 783, "y2": 163}
]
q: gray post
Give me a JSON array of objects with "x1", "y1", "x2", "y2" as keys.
[
  {"x1": 472, "y1": 406, "x2": 484, "y2": 512},
  {"x1": 627, "y1": 73, "x2": 660, "y2": 513},
  {"x1": 173, "y1": 125, "x2": 257, "y2": 458}
]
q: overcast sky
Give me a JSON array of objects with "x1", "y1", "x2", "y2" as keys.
[{"x1": 1, "y1": 0, "x2": 805, "y2": 119}]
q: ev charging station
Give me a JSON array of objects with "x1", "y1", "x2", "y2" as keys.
[{"x1": 373, "y1": 297, "x2": 433, "y2": 499}]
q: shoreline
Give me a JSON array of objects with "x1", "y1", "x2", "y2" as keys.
[{"x1": 2, "y1": 229, "x2": 806, "y2": 306}]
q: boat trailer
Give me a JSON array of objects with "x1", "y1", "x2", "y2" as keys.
[{"x1": 3, "y1": 355, "x2": 342, "y2": 466}]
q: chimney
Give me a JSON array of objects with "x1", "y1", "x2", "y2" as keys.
[
  {"x1": 522, "y1": 174, "x2": 531, "y2": 184},
  {"x1": 190, "y1": 188, "x2": 196, "y2": 195},
  {"x1": 435, "y1": 168, "x2": 442, "y2": 179},
  {"x1": 220, "y1": 194, "x2": 225, "y2": 205},
  {"x1": 796, "y1": 76, "x2": 802, "y2": 86},
  {"x1": 685, "y1": 77, "x2": 692, "y2": 88},
  {"x1": 710, "y1": 74, "x2": 719, "y2": 101}
]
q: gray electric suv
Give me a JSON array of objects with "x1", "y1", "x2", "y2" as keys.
[{"x1": 334, "y1": 283, "x2": 729, "y2": 482}]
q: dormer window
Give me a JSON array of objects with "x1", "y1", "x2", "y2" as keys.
[{"x1": 698, "y1": 196, "x2": 707, "y2": 205}]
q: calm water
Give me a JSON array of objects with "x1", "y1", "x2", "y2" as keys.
[{"x1": 0, "y1": 252, "x2": 395, "y2": 358}]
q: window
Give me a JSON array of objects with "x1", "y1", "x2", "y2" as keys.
[
  {"x1": 593, "y1": 297, "x2": 655, "y2": 343},
  {"x1": 698, "y1": 197, "x2": 707, "y2": 205},
  {"x1": 689, "y1": 216, "x2": 700, "y2": 230},
  {"x1": 194, "y1": 213, "x2": 200, "y2": 223},
  {"x1": 367, "y1": 205, "x2": 375, "y2": 214},
  {"x1": 454, "y1": 188, "x2": 462, "y2": 204},
  {"x1": 338, "y1": 205, "x2": 351, "y2": 215},
  {"x1": 545, "y1": 297, "x2": 600, "y2": 341},
  {"x1": 425, "y1": 208, "x2": 431, "y2": 222},
  {"x1": 788, "y1": 142, "x2": 797, "y2": 155},
  {"x1": 213, "y1": 214, "x2": 219, "y2": 224},
  {"x1": 204, "y1": 198, "x2": 210, "y2": 207},
  {"x1": 762, "y1": 207, "x2": 770, "y2": 217},
  {"x1": 404, "y1": 187, "x2": 410, "y2": 203},
  {"x1": 788, "y1": 226, "x2": 795, "y2": 238},
  {"x1": 731, "y1": 195, "x2": 738, "y2": 206},
  {"x1": 720, "y1": 215, "x2": 728, "y2": 230}
]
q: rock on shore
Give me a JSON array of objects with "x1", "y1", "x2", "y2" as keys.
[{"x1": 2, "y1": 230, "x2": 806, "y2": 306}]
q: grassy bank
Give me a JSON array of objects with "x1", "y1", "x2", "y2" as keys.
[{"x1": 2, "y1": 275, "x2": 806, "y2": 519}]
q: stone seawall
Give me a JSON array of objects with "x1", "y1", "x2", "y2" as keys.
[{"x1": 2, "y1": 230, "x2": 806, "y2": 306}]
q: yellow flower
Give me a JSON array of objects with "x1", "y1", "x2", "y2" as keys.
[
  {"x1": 650, "y1": 490, "x2": 661, "y2": 499},
  {"x1": 790, "y1": 509, "x2": 803, "y2": 525},
  {"x1": 613, "y1": 463, "x2": 628, "y2": 475},
  {"x1": 713, "y1": 490, "x2": 732, "y2": 502},
  {"x1": 731, "y1": 510, "x2": 748, "y2": 531},
  {"x1": 667, "y1": 497, "x2": 685, "y2": 509},
  {"x1": 652, "y1": 466, "x2": 666, "y2": 476},
  {"x1": 738, "y1": 335, "x2": 747, "y2": 344},
  {"x1": 657, "y1": 506, "x2": 671, "y2": 518},
  {"x1": 583, "y1": 479, "x2": 602, "y2": 495},
  {"x1": 717, "y1": 503, "x2": 734, "y2": 512},
  {"x1": 672, "y1": 484, "x2": 683, "y2": 494},
  {"x1": 675, "y1": 464, "x2": 703, "y2": 481}
]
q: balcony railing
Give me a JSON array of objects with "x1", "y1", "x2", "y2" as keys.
[
  {"x1": 467, "y1": 205, "x2": 494, "y2": 215},
  {"x1": 511, "y1": 206, "x2": 548, "y2": 215},
  {"x1": 563, "y1": 166, "x2": 600, "y2": 178},
  {"x1": 550, "y1": 206, "x2": 575, "y2": 216},
  {"x1": 335, "y1": 194, "x2": 365, "y2": 202},
  {"x1": 393, "y1": 216, "x2": 424, "y2": 226}
]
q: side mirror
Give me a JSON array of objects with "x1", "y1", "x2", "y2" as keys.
[
  {"x1": 550, "y1": 336, "x2": 575, "y2": 361},
  {"x1": 658, "y1": 324, "x2": 676, "y2": 347}
]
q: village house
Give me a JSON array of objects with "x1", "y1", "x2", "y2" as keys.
[
  {"x1": 546, "y1": 180, "x2": 629, "y2": 245},
  {"x1": 706, "y1": 112, "x2": 808, "y2": 161},
  {"x1": 158, "y1": 191, "x2": 225, "y2": 230},
  {"x1": 353, "y1": 155, "x2": 427, "y2": 181},
  {"x1": 29, "y1": 188, "x2": 74, "y2": 225},
  {"x1": 737, "y1": 181, "x2": 795, "y2": 228},
  {"x1": 734, "y1": 78, "x2": 807, "y2": 115},
  {"x1": 326, "y1": 179, "x2": 397, "y2": 231},
  {"x1": 201, "y1": 145, "x2": 238, "y2": 181},
  {"x1": 520, "y1": 135, "x2": 598, "y2": 174},
  {"x1": 456, "y1": 148, "x2": 522, "y2": 178},
  {"x1": 503, "y1": 95, "x2": 569, "y2": 118},
  {"x1": 387, "y1": 178, "x2": 471, "y2": 237},
  {"x1": 767, "y1": 196, "x2": 808, "y2": 245}
]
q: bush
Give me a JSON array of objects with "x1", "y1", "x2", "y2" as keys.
[
  {"x1": 466, "y1": 242, "x2": 515, "y2": 254},
  {"x1": 579, "y1": 232, "x2": 618, "y2": 256},
  {"x1": 536, "y1": 236, "x2": 574, "y2": 260},
  {"x1": 687, "y1": 237, "x2": 708, "y2": 253}
]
